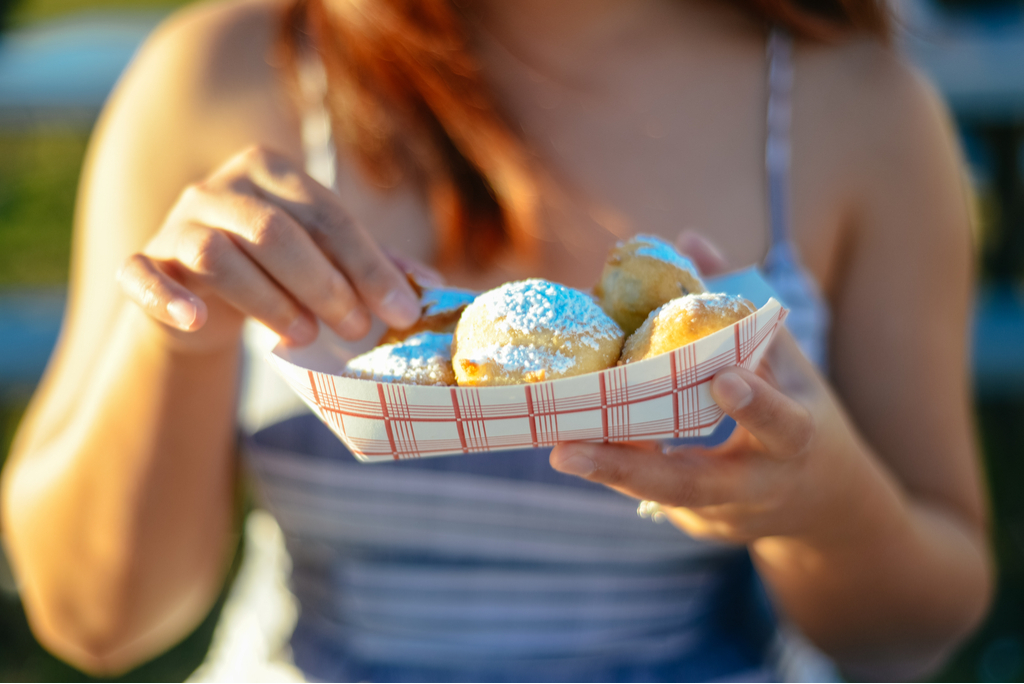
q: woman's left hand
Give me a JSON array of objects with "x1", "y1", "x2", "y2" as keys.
[
  {"x1": 550, "y1": 233, "x2": 866, "y2": 545},
  {"x1": 553, "y1": 328, "x2": 866, "y2": 544}
]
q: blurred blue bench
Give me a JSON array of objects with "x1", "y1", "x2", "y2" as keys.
[
  {"x1": 0, "y1": 10, "x2": 164, "y2": 124},
  {"x1": 0, "y1": 290, "x2": 65, "y2": 395}
]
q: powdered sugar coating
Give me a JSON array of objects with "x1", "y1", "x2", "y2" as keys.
[
  {"x1": 421, "y1": 287, "x2": 476, "y2": 317},
  {"x1": 653, "y1": 292, "x2": 754, "y2": 323},
  {"x1": 469, "y1": 344, "x2": 574, "y2": 376},
  {"x1": 453, "y1": 279, "x2": 625, "y2": 385},
  {"x1": 631, "y1": 234, "x2": 700, "y2": 273},
  {"x1": 344, "y1": 332, "x2": 454, "y2": 386},
  {"x1": 473, "y1": 279, "x2": 621, "y2": 351},
  {"x1": 620, "y1": 292, "x2": 756, "y2": 364}
]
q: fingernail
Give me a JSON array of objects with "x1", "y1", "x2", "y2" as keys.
[
  {"x1": 337, "y1": 307, "x2": 370, "y2": 338},
  {"x1": 702, "y1": 238, "x2": 726, "y2": 263},
  {"x1": 415, "y1": 269, "x2": 445, "y2": 288},
  {"x1": 286, "y1": 316, "x2": 318, "y2": 345},
  {"x1": 553, "y1": 449, "x2": 596, "y2": 477},
  {"x1": 676, "y1": 231, "x2": 699, "y2": 252},
  {"x1": 381, "y1": 288, "x2": 421, "y2": 327},
  {"x1": 167, "y1": 299, "x2": 196, "y2": 330},
  {"x1": 677, "y1": 231, "x2": 707, "y2": 256},
  {"x1": 713, "y1": 371, "x2": 753, "y2": 410},
  {"x1": 407, "y1": 264, "x2": 444, "y2": 288}
]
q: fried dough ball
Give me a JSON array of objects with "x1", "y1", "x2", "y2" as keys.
[
  {"x1": 380, "y1": 276, "x2": 477, "y2": 344},
  {"x1": 594, "y1": 234, "x2": 706, "y2": 336},
  {"x1": 342, "y1": 332, "x2": 456, "y2": 386},
  {"x1": 620, "y1": 293, "x2": 756, "y2": 364},
  {"x1": 453, "y1": 279, "x2": 624, "y2": 386}
]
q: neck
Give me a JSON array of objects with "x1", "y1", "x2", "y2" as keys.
[{"x1": 467, "y1": 0, "x2": 762, "y2": 85}]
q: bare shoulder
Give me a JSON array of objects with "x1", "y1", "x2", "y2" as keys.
[
  {"x1": 795, "y1": 36, "x2": 961, "y2": 190},
  {"x1": 141, "y1": 0, "x2": 291, "y2": 103},
  {"x1": 801, "y1": 37, "x2": 940, "y2": 101},
  {"x1": 98, "y1": 0, "x2": 301, "y2": 181},
  {"x1": 76, "y1": 0, "x2": 303, "y2": 276},
  {"x1": 791, "y1": 34, "x2": 970, "y2": 283},
  {"x1": 794, "y1": 34, "x2": 973, "y2": 313},
  {"x1": 794, "y1": 37, "x2": 980, "y2": 521},
  {"x1": 77, "y1": 0, "x2": 302, "y2": 299}
]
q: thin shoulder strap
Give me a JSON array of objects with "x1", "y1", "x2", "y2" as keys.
[
  {"x1": 298, "y1": 49, "x2": 338, "y2": 190},
  {"x1": 765, "y1": 28, "x2": 793, "y2": 250}
]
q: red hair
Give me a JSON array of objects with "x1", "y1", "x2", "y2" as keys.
[{"x1": 280, "y1": 0, "x2": 889, "y2": 269}]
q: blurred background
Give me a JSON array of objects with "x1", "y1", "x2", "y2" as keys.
[{"x1": 0, "y1": 0, "x2": 1023, "y2": 680}]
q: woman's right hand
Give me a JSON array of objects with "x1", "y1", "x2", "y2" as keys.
[{"x1": 116, "y1": 144, "x2": 422, "y2": 354}]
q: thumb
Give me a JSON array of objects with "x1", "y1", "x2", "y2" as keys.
[{"x1": 710, "y1": 366, "x2": 814, "y2": 459}]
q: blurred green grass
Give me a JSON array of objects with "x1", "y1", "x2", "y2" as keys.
[
  {"x1": 0, "y1": 129, "x2": 87, "y2": 285},
  {"x1": 6, "y1": 0, "x2": 184, "y2": 27}
]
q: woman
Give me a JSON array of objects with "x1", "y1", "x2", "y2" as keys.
[{"x1": 1, "y1": 0, "x2": 991, "y2": 679}]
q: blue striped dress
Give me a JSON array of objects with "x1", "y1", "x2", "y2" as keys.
[{"x1": 239, "y1": 29, "x2": 833, "y2": 682}]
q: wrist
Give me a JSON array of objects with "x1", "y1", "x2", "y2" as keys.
[
  {"x1": 127, "y1": 300, "x2": 244, "y2": 359},
  {"x1": 753, "y1": 438, "x2": 908, "y2": 572}
]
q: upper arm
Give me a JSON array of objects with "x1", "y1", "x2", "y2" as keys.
[
  {"x1": 823, "y1": 49, "x2": 984, "y2": 526},
  {"x1": 16, "y1": 0, "x2": 300, "y2": 449}
]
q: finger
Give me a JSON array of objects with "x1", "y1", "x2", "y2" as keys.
[
  {"x1": 662, "y1": 506, "x2": 745, "y2": 542},
  {"x1": 710, "y1": 366, "x2": 814, "y2": 459},
  {"x1": 190, "y1": 187, "x2": 371, "y2": 340},
  {"x1": 175, "y1": 223, "x2": 318, "y2": 346},
  {"x1": 224, "y1": 146, "x2": 421, "y2": 329},
  {"x1": 387, "y1": 251, "x2": 445, "y2": 288},
  {"x1": 761, "y1": 327, "x2": 823, "y2": 398},
  {"x1": 277, "y1": 188, "x2": 421, "y2": 329},
  {"x1": 117, "y1": 253, "x2": 208, "y2": 332},
  {"x1": 549, "y1": 441, "x2": 735, "y2": 508},
  {"x1": 676, "y1": 231, "x2": 730, "y2": 277}
]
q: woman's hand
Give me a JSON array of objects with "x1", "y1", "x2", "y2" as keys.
[
  {"x1": 552, "y1": 328, "x2": 866, "y2": 545},
  {"x1": 116, "y1": 145, "x2": 422, "y2": 353},
  {"x1": 549, "y1": 232, "x2": 866, "y2": 546}
]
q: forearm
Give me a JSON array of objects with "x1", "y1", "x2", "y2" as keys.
[
  {"x1": 751, "y1": 446, "x2": 992, "y2": 680},
  {"x1": 1, "y1": 305, "x2": 240, "y2": 673}
]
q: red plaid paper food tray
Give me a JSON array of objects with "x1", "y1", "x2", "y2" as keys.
[{"x1": 266, "y1": 268, "x2": 787, "y2": 462}]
